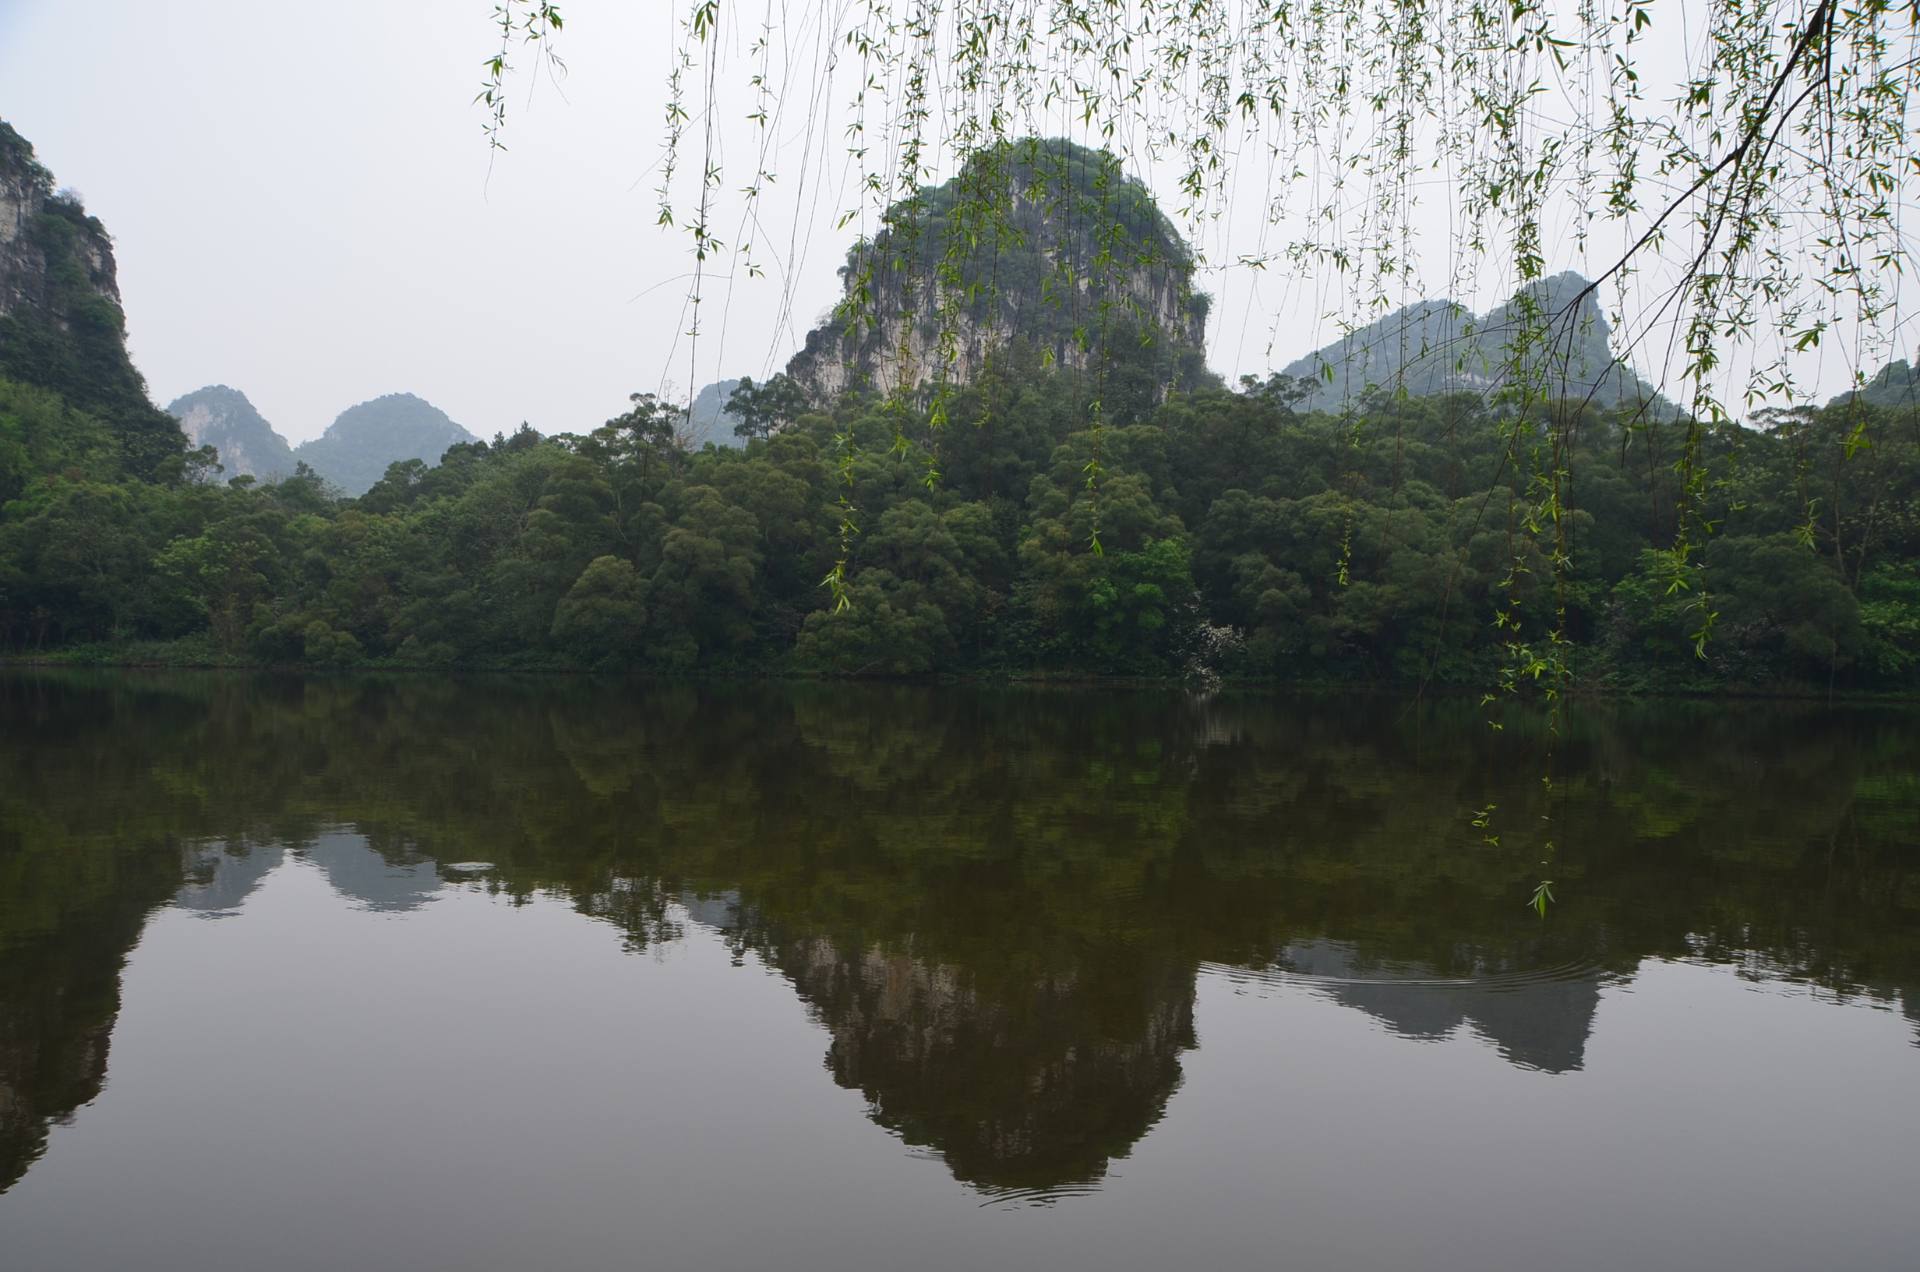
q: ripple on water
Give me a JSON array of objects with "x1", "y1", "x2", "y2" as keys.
[{"x1": 973, "y1": 1181, "x2": 1109, "y2": 1208}]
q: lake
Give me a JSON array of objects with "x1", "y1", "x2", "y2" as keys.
[{"x1": 1, "y1": 673, "x2": 1916, "y2": 1270}]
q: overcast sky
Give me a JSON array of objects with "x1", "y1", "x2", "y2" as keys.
[
  {"x1": 2, "y1": 1, "x2": 738, "y2": 442},
  {"x1": 2, "y1": 1, "x2": 1910, "y2": 444}
]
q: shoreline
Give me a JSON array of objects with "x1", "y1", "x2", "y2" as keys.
[{"x1": 4, "y1": 651, "x2": 1916, "y2": 704}]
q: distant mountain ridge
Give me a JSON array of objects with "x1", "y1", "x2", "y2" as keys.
[
  {"x1": 292, "y1": 392, "x2": 476, "y2": 495},
  {"x1": 1828, "y1": 358, "x2": 1918, "y2": 412},
  {"x1": 1279, "y1": 271, "x2": 1671, "y2": 415},
  {"x1": 166, "y1": 384, "x2": 296, "y2": 480},
  {"x1": 686, "y1": 378, "x2": 745, "y2": 448},
  {"x1": 166, "y1": 386, "x2": 478, "y2": 495}
]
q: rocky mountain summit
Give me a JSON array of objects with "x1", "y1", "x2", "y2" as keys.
[
  {"x1": 166, "y1": 385, "x2": 477, "y2": 493},
  {"x1": 292, "y1": 392, "x2": 477, "y2": 496},
  {"x1": 784, "y1": 138, "x2": 1211, "y2": 406},
  {"x1": 1279, "y1": 271, "x2": 1670, "y2": 415},
  {"x1": 166, "y1": 384, "x2": 297, "y2": 480}
]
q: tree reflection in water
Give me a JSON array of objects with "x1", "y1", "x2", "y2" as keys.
[{"x1": 2, "y1": 673, "x2": 1916, "y2": 1195}]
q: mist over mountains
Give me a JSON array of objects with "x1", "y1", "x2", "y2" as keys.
[
  {"x1": 164, "y1": 388, "x2": 477, "y2": 495},
  {"x1": 1829, "y1": 359, "x2": 1919, "y2": 412},
  {"x1": 1278, "y1": 270, "x2": 1672, "y2": 415},
  {"x1": 288, "y1": 393, "x2": 475, "y2": 495},
  {"x1": 166, "y1": 385, "x2": 295, "y2": 480},
  {"x1": 685, "y1": 378, "x2": 745, "y2": 449}
]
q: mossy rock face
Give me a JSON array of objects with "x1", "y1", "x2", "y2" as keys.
[
  {"x1": 0, "y1": 118, "x2": 186, "y2": 483},
  {"x1": 786, "y1": 137, "x2": 1212, "y2": 411}
]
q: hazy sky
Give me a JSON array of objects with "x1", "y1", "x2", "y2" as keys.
[
  {"x1": 3, "y1": 1, "x2": 745, "y2": 442},
  {"x1": 2, "y1": 1, "x2": 1910, "y2": 444}
]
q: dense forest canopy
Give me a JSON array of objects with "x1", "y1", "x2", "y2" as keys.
[
  {"x1": 1, "y1": 106, "x2": 1917, "y2": 691},
  {"x1": 493, "y1": 0, "x2": 1919, "y2": 674},
  {"x1": 4, "y1": 324, "x2": 1918, "y2": 690}
]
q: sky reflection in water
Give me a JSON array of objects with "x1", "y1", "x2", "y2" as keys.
[{"x1": 1, "y1": 673, "x2": 1915, "y2": 1270}]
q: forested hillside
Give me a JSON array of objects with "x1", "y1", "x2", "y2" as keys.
[
  {"x1": 6, "y1": 358, "x2": 1917, "y2": 690},
  {"x1": 1, "y1": 121, "x2": 1917, "y2": 691},
  {"x1": 167, "y1": 385, "x2": 296, "y2": 480},
  {"x1": 290, "y1": 393, "x2": 477, "y2": 496}
]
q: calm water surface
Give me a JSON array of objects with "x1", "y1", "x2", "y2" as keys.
[{"x1": 2, "y1": 673, "x2": 1916, "y2": 1270}]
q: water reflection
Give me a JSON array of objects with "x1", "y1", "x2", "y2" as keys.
[
  {"x1": 685, "y1": 892, "x2": 1198, "y2": 1195},
  {"x1": 177, "y1": 842, "x2": 283, "y2": 916},
  {"x1": 1258, "y1": 940, "x2": 1606, "y2": 1073},
  {"x1": 179, "y1": 836, "x2": 439, "y2": 918},
  {"x1": 1, "y1": 672, "x2": 1916, "y2": 1200}
]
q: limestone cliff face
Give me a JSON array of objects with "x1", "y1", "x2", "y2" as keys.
[
  {"x1": 167, "y1": 385, "x2": 298, "y2": 480},
  {"x1": 0, "y1": 119, "x2": 185, "y2": 477},
  {"x1": 0, "y1": 123, "x2": 121, "y2": 331},
  {"x1": 1279, "y1": 270, "x2": 1673, "y2": 415},
  {"x1": 786, "y1": 139, "x2": 1210, "y2": 407}
]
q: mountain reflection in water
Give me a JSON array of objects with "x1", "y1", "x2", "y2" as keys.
[{"x1": 1, "y1": 672, "x2": 1916, "y2": 1206}]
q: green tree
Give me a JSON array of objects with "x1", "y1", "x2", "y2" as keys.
[
  {"x1": 725, "y1": 374, "x2": 810, "y2": 441},
  {"x1": 645, "y1": 486, "x2": 762, "y2": 667},
  {"x1": 552, "y1": 555, "x2": 648, "y2": 667}
]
